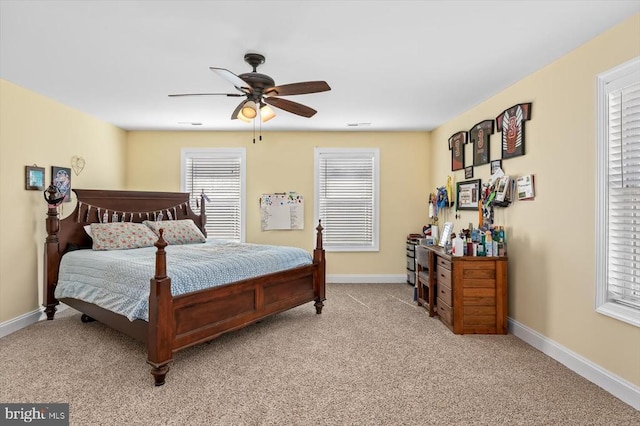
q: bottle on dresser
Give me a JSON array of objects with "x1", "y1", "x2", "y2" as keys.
[
  {"x1": 452, "y1": 233, "x2": 464, "y2": 257},
  {"x1": 496, "y1": 226, "x2": 507, "y2": 256},
  {"x1": 485, "y1": 231, "x2": 493, "y2": 256}
]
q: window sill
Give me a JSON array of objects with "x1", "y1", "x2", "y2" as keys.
[
  {"x1": 596, "y1": 302, "x2": 640, "y2": 327},
  {"x1": 324, "y1": 246, "x2": 380, "y2": 252}
]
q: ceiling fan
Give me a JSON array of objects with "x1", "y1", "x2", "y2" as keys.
[{"x1": 169, "y1": 53, "x2": 331, "y2": 123}]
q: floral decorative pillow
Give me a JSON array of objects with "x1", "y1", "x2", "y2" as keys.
[
  {"x1": 143, "y1": 219, "x2": 206, "y2": 245},
  {"x1": 90, "y1": 222, "x2": 158, "y2": 251}
]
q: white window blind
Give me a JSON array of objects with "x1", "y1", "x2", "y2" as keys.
[
  {"x1": 181, "y1": 148, "x2": 245, "y2": 242},
  {"x1": 314, "y1": 148, "x2": 379, "y2": 251},
  {"x1": 596, "y1": 57, "x2": 640, "y2": 326}
]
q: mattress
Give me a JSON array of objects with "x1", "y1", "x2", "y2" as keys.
[{"x1": 55, "y1": 239, "x2": 313, "y2": 321}]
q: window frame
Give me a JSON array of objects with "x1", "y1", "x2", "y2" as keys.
[
  {"x1": 180, "y1": 148, "x2": 246, "y2": 243},
  {"x1": 314, "y1": 147, "x2": 380, "y2": 252},
  {"x1": 595, "y1": 56, "x2": 640, "y2": 327}
]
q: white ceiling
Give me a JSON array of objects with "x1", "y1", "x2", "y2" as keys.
[{"x1": 1, "y1": 1, "x2": 638, "y2": 132}]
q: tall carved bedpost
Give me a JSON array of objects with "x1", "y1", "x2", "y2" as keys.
[
  {"x1": 43, "y1": 185, "x2": 61, "y2": 320},
  {"x1": 199, "y1": 190, "x2": 207, "y2": 238},
  {"x1": 147, "y1": 229, "x2": 174, "y2": 386},
  {"x1": 313, "y1": 220, "x2": 326, "y2": 314}
]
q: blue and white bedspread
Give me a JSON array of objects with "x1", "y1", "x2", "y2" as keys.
[{"x1": 55, "y1": 239, "x2": 313, "y2": 322}]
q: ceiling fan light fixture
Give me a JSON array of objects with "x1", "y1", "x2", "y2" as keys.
[
  {"x1": 260, "y1": 104, "x2": 276, "y2": 122},
  {"x1": 240, "y1": 101, "x2": 257, "y2": 119},
  {"x1": 237, "y1": 110, "x2": 252, "y2": 122}
]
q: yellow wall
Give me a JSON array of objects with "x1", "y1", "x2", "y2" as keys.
[
  {"x1": 125, "y1": 131, "x2": 430, "y2": 275},
  {"x1": 0, "y1": 79, "x2": 126, "y2": 322},
  {"x1": 429, "y1": 14, "x2": 640, "y2": 385}
]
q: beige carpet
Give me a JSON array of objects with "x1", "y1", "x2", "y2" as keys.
[{"x1": 1, "y1": 283, "x2": 638, "y2": 425}]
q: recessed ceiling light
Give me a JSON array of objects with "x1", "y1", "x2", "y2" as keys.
[
  {"x1": 178, "y1": 122, "x2": 202, "y2": 126},
  {"x1": 347, "y1": 122, "x2": 372, "y2": 127}
]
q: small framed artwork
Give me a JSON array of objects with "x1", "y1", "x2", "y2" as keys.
[
  {"x1": 456, "y1": 179, "x2": 481, "y2": 211},
  {"x1": 25, "y1": 165, "x2": 45, "y2": 190},
  {"x1": 51, "y1": 166, "x2": 72, "y2": 202},
  {"x1": 464, "y1": 166, "x2": 474, "y2": 179},
  {"x1": 490, "y1": 159, "x2": 502, "y2": 175},
  {"x1": 448, "y1": 131, "x2": 467, "y2": 171},
  {"x1": 496, "y1": 102, "x2": 532, "y2": 159}
]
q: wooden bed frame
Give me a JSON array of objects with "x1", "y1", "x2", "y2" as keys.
[{"x1": 44, "y1": 188, "x2": 326, "y2": 386}]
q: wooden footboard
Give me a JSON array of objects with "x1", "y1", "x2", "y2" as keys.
[
  {"x1": 147, "y1": 224, "x2": 326, "y2": 386},
  {"x1": 44, "y1": 189, "x2": 326, "y2": 387}
]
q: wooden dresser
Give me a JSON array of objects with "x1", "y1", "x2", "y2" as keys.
[{"x1": 421, "y1": 245, "x2": 508, "y2": 335}]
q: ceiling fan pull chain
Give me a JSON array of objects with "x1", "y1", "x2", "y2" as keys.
[{"x1": 253, "y1": 118, "x2": 256, "y2": 144}]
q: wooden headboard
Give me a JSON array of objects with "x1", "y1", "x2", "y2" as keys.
[{"x1": 43, "y1": 188, "x2": 206, "y2": 319}]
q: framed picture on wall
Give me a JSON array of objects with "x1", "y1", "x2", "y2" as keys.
[
  {"x1": 496, "y1": 103, "x2": 532, "y2": 159},
  {"x1": 490, "y1": 159, "x2": 502, "y2": 175},
  {"x1": 25, "y1": 165, "x2": 45, "y2": 190},
  {"x1": 469, "y1": 119, "x2": 494, "y2": 166},
  {"x1": 448, "y1": 131, "x2": 467, "y2": 171},
  {"x1": 456, "y1": 179, "x2": 481, "y2": 210},
  {"x1": 464, "y1": 166, "x2": 474, "y2": 179},
  {"x1": 51, "y1": 166, "x2": 72, "y2": 202}
]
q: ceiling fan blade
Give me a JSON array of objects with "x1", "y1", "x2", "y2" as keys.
[
  {"x1": 209, "y1": 67, "x2": 253, "y2": 94},
  {"x1": 168, "y1": 93, "x2": 243, "y2": 97},
  {"x1": 265, "y1": 81, "x2": 331, "y2": 97},
  {"x1": 264, "y1": 97, "x2": 317, "y2": 118}
]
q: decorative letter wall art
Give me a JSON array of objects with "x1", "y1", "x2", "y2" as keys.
[
  {"x1": 449, "y1": 131, "x2": 467, "y2": 171},
  {"x1": 496, "y1": 103, "x2": 532, "y2": 159},
  {"x1": 469, "y1": 119, "x2": 494, "y2": 166}
]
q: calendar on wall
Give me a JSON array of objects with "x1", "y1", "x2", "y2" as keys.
[{"x1": 260, "y1": 193, "x2": 304, "y2": 230}]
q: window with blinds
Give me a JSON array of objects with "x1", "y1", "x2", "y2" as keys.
[
  {"x1": 181, "y1": 148, "x2": 246, "y2": 242},
  {"x1": 596, "y1": 57, "x2": 640, "y2": 327},
  {"x1": 314, "y1": 148, "x2": 380, "y2": 251}
]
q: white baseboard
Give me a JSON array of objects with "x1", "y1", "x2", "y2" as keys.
[
  {"x1": 509, "y1": 318, "x2": 640, "y2": 411},
  {"x1": 0, "y1": 304, "x2": 69, "y2": 339},
  {"x1": 0, "y1": 308, "x2": 44, "y2": 339},
  {"x1": 327, "y1": 274, "x2": 407, "y2": 284}
]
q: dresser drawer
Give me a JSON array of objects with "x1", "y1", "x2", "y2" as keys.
[
  {"x1": 437, "y1": 299, "x2": 452, "y2": 325},
  {"x1": 436, "y1": 256, "x2": 451, "y2": 270},
  {"x1": 436, "y1": 266, "x2": 451, "y2": 286},
  {"x1": 437, "y1": 281, "x2": 452, "y2": 306}
]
